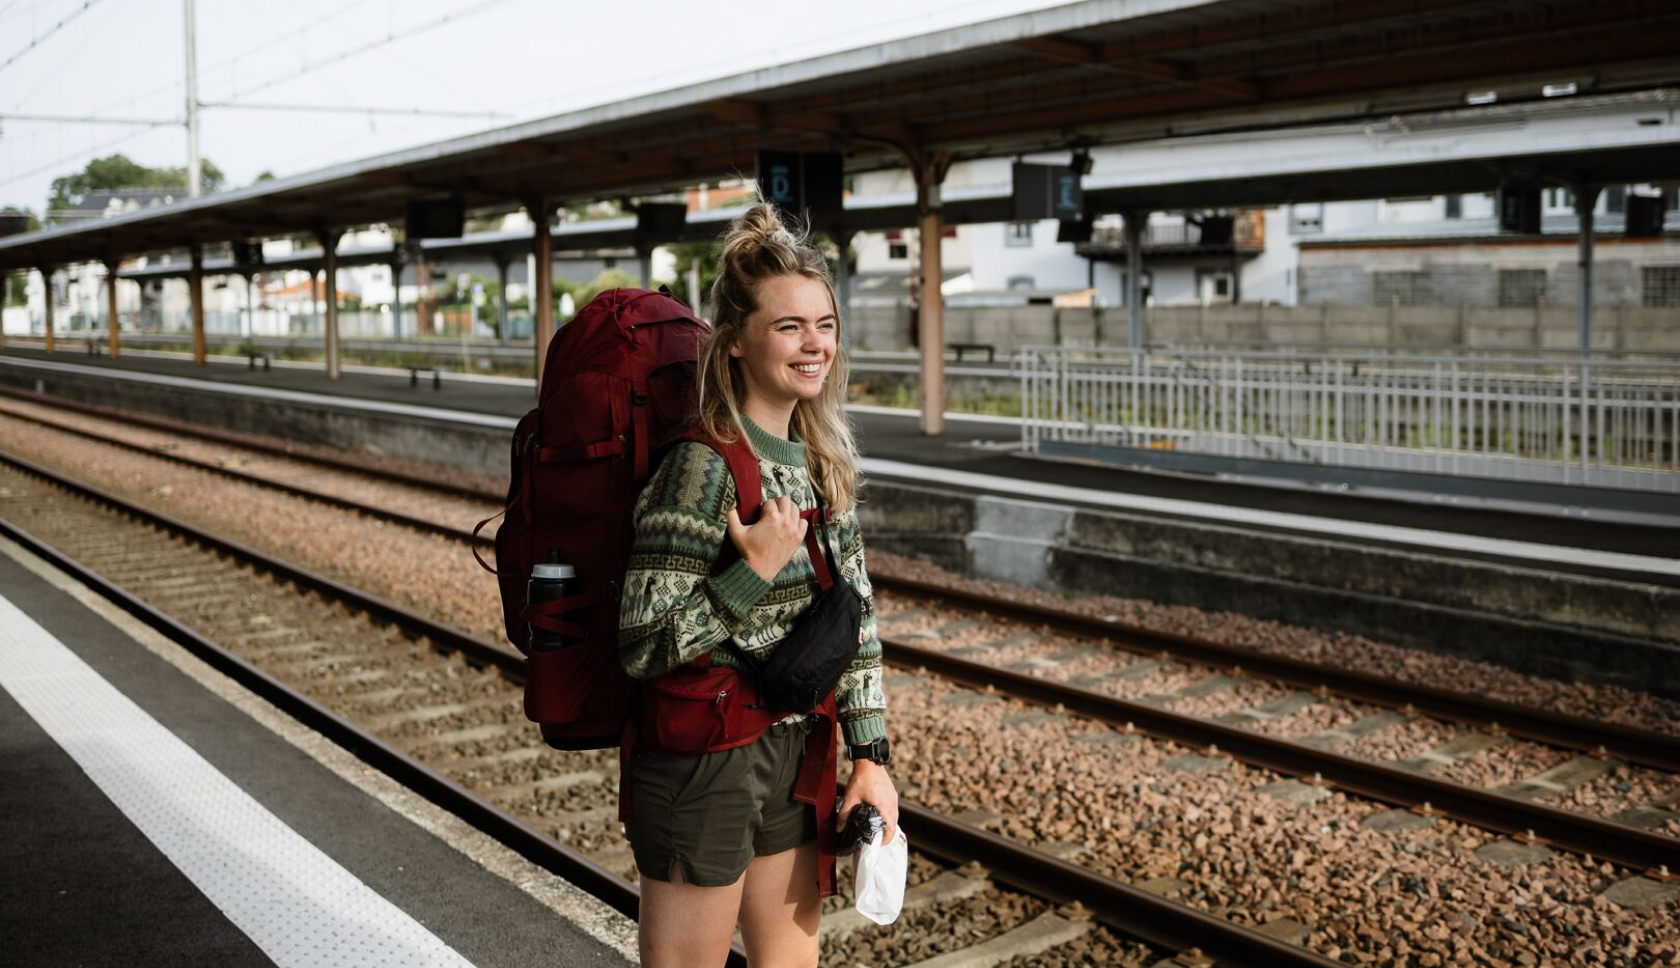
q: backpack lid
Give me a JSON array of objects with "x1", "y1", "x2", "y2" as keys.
[{"x1": 532, "y1": 562, "x2": 576, "y2": 579}]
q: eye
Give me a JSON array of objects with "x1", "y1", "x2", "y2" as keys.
[{"x1": 818, "y1": 321, "x2": 836, "y2": 332}]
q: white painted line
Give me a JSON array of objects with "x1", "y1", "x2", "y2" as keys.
[
  {"x1": 858, "y1": 457, "x2": 1680, "y2": 579},
  {"x1": 0, "y1": 356, "x2": 519, "y2": 429},
  {"x1": 0, "y1": 592, "x2": 480, "y2": 968}
]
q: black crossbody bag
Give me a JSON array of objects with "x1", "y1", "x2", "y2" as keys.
[{"x1": 739, "y1": 498, "x2": 864, "y2": 714}]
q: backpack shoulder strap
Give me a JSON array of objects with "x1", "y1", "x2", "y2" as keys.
[{"x1": 671, "y1": 429, "x2": 762, "y2": 525}]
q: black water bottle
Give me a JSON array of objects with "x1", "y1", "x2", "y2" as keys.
[{"x1": 527, "y1": 553, "x2": 578, "y2": 652}]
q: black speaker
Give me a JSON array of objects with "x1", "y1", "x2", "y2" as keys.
[
  {"x1": 1057, "y1": 219, "x2": 1092, "y2": 243},
  {"x1": 232, "y1": 240, "x2": 264, "y2": 267},
  {"x1": 404, "y1": 197, "x2": 465, "y2": 239},
  {"x1": 1498, "y1": 187, "x2": 1541, "y2": 234},
  {"x1": 1626, "y1": 194, "x2": 1666, "y2": 238},
  {"x1": 635, "y1": 202, "x2": 689, "y2": 241},
  {"x1": 1198, "y1": 216, "x2": 1233, "y2": 245}
]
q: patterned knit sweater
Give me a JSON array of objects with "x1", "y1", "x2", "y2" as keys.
[{"x1": 617, "y1": 417, "x2": 887, "y2": 746}]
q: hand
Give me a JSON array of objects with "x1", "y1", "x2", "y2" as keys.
[
  {"x1": 839, "y1": 759, "x2": 899, "y2": 845},
  {"x1": 726, "y1": 496, "x2": 808, "y2": 582}
]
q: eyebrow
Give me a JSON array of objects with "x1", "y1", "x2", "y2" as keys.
[{"x1": 770, "y1": 314, "x2": 838, "y2": 324}]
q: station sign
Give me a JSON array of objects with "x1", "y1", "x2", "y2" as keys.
[
  {"x1": 1013, "y1": 163, "x2": 1083, "y2": 222},
  {"x1": 755, "y1": 151, "x2": 843, "y2": 223}
]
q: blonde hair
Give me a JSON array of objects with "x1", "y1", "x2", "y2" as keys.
[{"x1": 694, "y1": 198, "x2": 861, "y2": 511}]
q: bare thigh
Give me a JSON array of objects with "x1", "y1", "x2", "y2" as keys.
[
  {"x1": 638, "y1": 862, "x2": 745, "y2": 968},
  {"x1": 737, "y1": 840, "x2": 821, "y2": 968}
]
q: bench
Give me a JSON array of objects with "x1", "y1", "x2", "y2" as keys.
[
  {"x1": 409, "y1": 366, "x2": 441, "y2": 390},
  {"x1": 947, "y1": 342, "x2": 995, "y2": 363},
  {"x1": 246, "y1": 353, "x2": 271, "y2": 372}
]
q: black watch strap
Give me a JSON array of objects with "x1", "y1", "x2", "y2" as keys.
[{"x1": 848, "y1": 737, "x2": 890, "y2": 765}]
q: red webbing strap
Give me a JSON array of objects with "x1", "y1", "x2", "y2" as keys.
[
  {"x1": 521, "y1": 589, "x2": 606, "y2": 638},
  {"x1": 537, "y1": 440, "x2": 625, "y2": 462},
  {"x1": 470, "y1": 503, "x2": 508, "y2": 575},
  {"x1": 799, "y1": 507, "x2": 834, "y2": 591},
  {"x1": 792, "y1": 690, "x2": 840, "y2": 897},
  {"x1": 632, "y1": 378, "x2": 651, "y2": 481}
]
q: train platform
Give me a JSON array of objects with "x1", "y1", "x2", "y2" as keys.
[
  {"x1": 2, "y1": 344, "x2": 1675, "y2": 573},
  {"x1": 0, "y1": 529, "x2": 636, "y2": 968}
]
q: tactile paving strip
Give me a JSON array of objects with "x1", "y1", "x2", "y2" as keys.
[{"x1": 0, "y1": 592, "x2": 479, "y2": 968}]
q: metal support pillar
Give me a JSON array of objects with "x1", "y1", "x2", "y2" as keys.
[
  {"x1": 1574, "y1": 184, "x2": 1601, "y2": 352},
  {"x1": 834, "y1": 229, "x2": 854, "y2": 352},
  {"x1": 105, "y1": 260, "x2": 121, "y2": 357},
  {"x1": 310, "y1": 267, "x2": 322, "y2": 337},
  {"x1": 317, "y1": 228, "x2": 344, "y2": 379},
  {"x1": 390, "y1": 261, "x2": 403, "y2": 341},
  {"x1": 40, "y1": 266, "x2": 55, "y2": 353},
  {"x1": 1124, "y1": 210, "x2": 1148, "y2": 350},
  {"x1": 243, "y1": 272, "x2": 254, "y2": 340},
  {"x1": 527, "y1": 198, "x2": 554, "y2": 393},
  {"x1": 189, "y1": 246, "x2": 206, "y2": 365},
  {"x1": 494, "y1": 254, "x2": 511, "y2": 346},
  {"x1": 914, "y1": 153, "x2": 952, "y2": 436}
]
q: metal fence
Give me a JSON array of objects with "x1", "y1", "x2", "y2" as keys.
[{"x1": 1020, "y1": 347, "x2": 1680, "y2": 492}]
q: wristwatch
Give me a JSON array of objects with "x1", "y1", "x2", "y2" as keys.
[{"x1": 847, "y1": 737, "x2": 891, "y2": 766}]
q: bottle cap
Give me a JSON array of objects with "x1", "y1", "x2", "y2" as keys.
[{"x1": 532, "y1": 562, "x2": 575, "y2": 579}]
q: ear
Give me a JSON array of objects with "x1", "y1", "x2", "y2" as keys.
[{"x1": 728, "y1": 341, "x2": 744, "y2": 359}]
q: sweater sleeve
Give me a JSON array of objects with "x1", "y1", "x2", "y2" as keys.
[
  {"x1": 617, "y1": 442, "x2": 773, "y2": 680},
  {"x1": 832, "y1": 508, "x2": 888, "y2": 746}
]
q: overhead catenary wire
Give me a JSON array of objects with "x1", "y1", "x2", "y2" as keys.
[{"x1": 0, "y1": 0, "x2": 111, "y2": 74}]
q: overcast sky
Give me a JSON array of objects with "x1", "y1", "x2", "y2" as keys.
[{"x1": 1, "y1": 0, "x2": 1075, "y2": 215}]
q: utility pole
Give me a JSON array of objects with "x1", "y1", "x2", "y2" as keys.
[{"x1": 184, "y1": 0, "x2": 202, "y2": 197}]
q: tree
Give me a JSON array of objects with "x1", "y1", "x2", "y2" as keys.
[{"x1": 46, "y1": 154, "x2": 226, "y2": 223}]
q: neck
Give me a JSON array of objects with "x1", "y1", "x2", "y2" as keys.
[{"x1": 741, "y1": 396, "x2": 795, "y2": 440}]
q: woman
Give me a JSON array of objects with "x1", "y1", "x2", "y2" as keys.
[{"x1": 617, "y1": 199, "x2": 898, "y2": 968}]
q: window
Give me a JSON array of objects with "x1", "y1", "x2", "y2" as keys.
[
  {"x1": 1006, "y1": 275, "x2": 1035, "y2": 290},
  {"x1": 1289, "y1": 203, "x2": 1323, "y2": 235},
  {"x1": 1545, "y1": 188, "x2": 1576, "y2": 210},
  {"x1": 1498, "y1": 269, "x2": 1548, "y2": 307},
  {"x1": 1643, "y1": 266, "x2": 1680, "y2": 307},
  {"x1": 1005, "y1": 221, "x2": 1033, "y2": 247},
  {"x1": 887, "y1": 243, "x2": 908, "y2": 260},
  {"x1": 1373, "y1": 271, "x2": 1427, "y2": 306},
  {"x1": 1444, "y1": 195, "x2": 1463, "y2": 219},
  {"x1": 1606, "y1": 186, "x2": 1627, "y2": 214}
]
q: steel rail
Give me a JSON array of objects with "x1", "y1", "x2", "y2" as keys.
[
  {"x1": 0, "y1": 450, "x2": 1348, "y2": 968},
  {"x1": 0, "y1": 404, "x2": 491, "y2": 546},
  {"x1": 0, "y1": 386, "x2": 499, "y2": 502},
  {"x1": 900, "y1": 801, "x2": 1342, "y2": 968},
  {"x1": 884, "y1": 638, "x2": 1680, "y2": 875},
  {"x1": 874, "y1": 574, "x2": 1680, "y2": 774}
]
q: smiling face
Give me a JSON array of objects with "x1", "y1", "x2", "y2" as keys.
[{"x1": 728, "y1": 273, "x2": 838, "y2": 419}]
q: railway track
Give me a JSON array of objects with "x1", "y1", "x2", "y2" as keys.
[
  {"x1": 3, "y1": 394, "x2": 1680, "y2": 961},
  {"x1": 5, "y1": 394, "x2": 1676, "y2": 864},
  {"x1": 0, "y1": 450, "x2": 1339, "y2": 968}
]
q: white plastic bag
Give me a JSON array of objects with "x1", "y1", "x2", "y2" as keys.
[{"x1": 853, "y1": 825, "x2": 909, "y2": 925}]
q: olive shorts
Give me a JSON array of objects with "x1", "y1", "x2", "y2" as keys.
[{"x1": 625, "y1": 716, "x2": 818, "y2": 887}]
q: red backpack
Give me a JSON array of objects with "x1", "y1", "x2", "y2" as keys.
[{"x1": 481, "y1": 287, "x2": 712, "y2": 750}]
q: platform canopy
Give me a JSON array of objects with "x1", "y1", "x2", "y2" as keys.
[{"x1": 3, "y1": 0, "x2": 1679, "y2": 271}]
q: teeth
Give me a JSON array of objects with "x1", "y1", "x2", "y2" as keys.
[{"x1": 793, "y1": 363, "x2": 821, "y2": 373}]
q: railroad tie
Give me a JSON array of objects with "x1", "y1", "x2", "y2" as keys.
[
  {"x1": 906, "y1": 619, "x2": 987, "y2": 643},
  {"x1": 1214, "y1": 691, "x2": 1321, "y2": 725},
  {"x1": 1497, "y1": 755, "x2": 1616, "y2": 800},
  {"x1": 1300, "y1": 709, "x2": 1412, "y2": 749},
  {"x1": 951, "y1": 631, "x2": 1042, "y2": 658},
  {"x1": 896, "y1": 910, "x2": 1092, "y2": 968},
  {"x1": 1396, "y1": 731, "x2": 1509, "y2": 774},
  {"x1": 1139, "y1": 673, "x2": 1244, "y2": 706},
  {"x1": 818, "y1": 869, "x2": 992, "y2": 940},
  {"x1": 1613, "y1": 787, "x2": 1680, "y2": 830}
]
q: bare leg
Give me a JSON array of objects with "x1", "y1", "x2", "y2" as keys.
[
  {"x1": 638, "y1": 861, "x2": 745, "y2": 968},
  {"x1": 737, "y1": 840, "x2": 821, "y2": 968}
]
